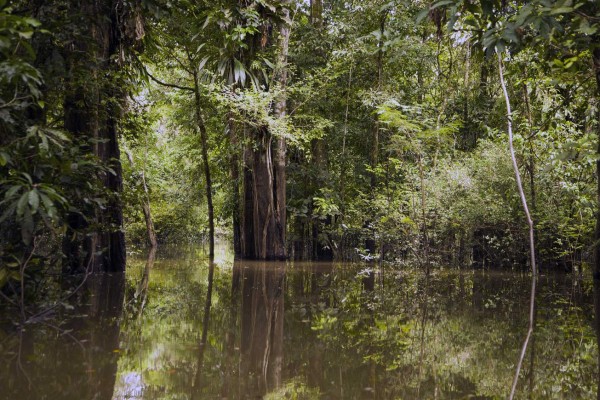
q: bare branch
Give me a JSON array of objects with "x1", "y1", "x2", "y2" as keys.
[
  {"x1": 499, "y1": 52, "x2": 538, "y2": 400},
  {"x1": 144, "y1": 68, "x2": 194, "y2": 92}
]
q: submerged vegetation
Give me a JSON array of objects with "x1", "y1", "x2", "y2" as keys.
[{"x1": 1, "y1": 0, "x2": 600, "y2": 398}]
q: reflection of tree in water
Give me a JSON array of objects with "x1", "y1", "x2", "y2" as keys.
[
  {"x1": 239, "y1": 261, "x2": 285, "y2": 397},
  {"x1": 1, "y1": 272, "x2": 125, "y2": 400}
]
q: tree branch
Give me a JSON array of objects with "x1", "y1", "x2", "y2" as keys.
[
  {"x1": 144, "y1": 68, "x2": 194, "y2": 92},
  {"x1": 499, "y1": 52, "x2": 538, "y2": 400}
]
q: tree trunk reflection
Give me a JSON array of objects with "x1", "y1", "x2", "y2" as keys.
[{"x1": 240, "y1": 261, "x2": 285, "y2": 397}]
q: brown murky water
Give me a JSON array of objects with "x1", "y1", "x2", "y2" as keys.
[{"x1": 0, "y1": 244, "x2": 597, "y2": 399}]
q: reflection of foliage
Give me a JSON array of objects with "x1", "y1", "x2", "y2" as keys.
[
  {"x1": 311, "y1": 279, "x2": 412, "y2": 370},
  {"x1": 3, "y1": 249, "x2": 596, "y2": 399},
  {"x1": 264, "y1": 378, "x2": 321, "y2": 400}
]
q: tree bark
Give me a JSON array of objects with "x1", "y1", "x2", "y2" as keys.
[
  {"x1": 141, "y1": 170, "x2": 158, "y2": 248},
  {"x1": 310, "y1": 0, "x2": 323, "y2": 27},
  {"x1": 62, "y1": 0, "x2": 142, "y2": 272},
  {"x1": 193, "y1": 72, "x2": 215, "y2": 260},
  {"x1": 273, "y1": 4, "x2": 290, "y2": 259},
  {"x1": 592, "y1": 45, "x2": 600, "y2": 400},
  {"x1": 498, "y1": 53, "x2": 537, "y2": 400},
  {"x1": 240, "y1": 2, "x2": 289, "y2": 260},
  {"x1": 228, "y1": 112, "x2": 242, "y2": 258}
]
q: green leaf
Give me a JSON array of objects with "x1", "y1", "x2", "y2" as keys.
[
  {"x1": 577, "y1": 19, "x2": 597, "y2": 35},
  {"x1": 431, "y1": 0, "x2": 456, "y2": 10},
  {"x1": 17, "y1": 31, "x2": 33, "y2": 39},
  {"x1": 549, "y1": 6, "x2": 573, "y2": 15},
  {"x1": 28, "y1": 189, "x2": 39, "y2": 213},
  {"x1": 16, "y1": 192, "x2": 28, "y2": 216},
  {"x1": 415, "y1": 8, "x2": 430, "y2": 24},
  {"x1": 5, "y1": 185, "x2": 20, "y2": 199},
  {"x1": 24, "y1": 17, "x2": 41, "y2": 28}
]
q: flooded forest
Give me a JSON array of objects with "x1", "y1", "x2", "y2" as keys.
[{"x1": 2, "y1": 0, "x2": 600, "y2": 398}]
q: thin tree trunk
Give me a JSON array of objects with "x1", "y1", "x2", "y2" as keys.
[
  {"x1": 228, "y1": 112, "x2": 242, "y2": 257},
  {"x1": 592, "y1": 45, "x2": 600, "y2": 400},
  {"x1": 365, "y1": 11, "x2": 387, "y2": 257},
  {"x1": 273, "y1": 2, "x2": 290, "y2": 260},
  {"x1": 522, "y1": 81, "x2": 537, "y2": 211},
  {"x1": 310, "y1": 0, "x2": 323, "y2": 27},
  {"x1": 192, "y1": 72, "x2": 215, "y2": 260},
  {"x1": 125, "y1": 149, "x2": 157, "y2": 248},
  {"x1": 140, "y1": 173, "x2": 157, "y2": 248},
  {"x1": 498, "y1": 53, "x2": 537, "y2": 400}
]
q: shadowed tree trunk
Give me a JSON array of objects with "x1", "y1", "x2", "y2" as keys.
[{"x1": 62, "y1": 0, "x2": 144, "y2": 272}]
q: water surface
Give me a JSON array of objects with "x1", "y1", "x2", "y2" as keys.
[{"x1": 1, "y1": 245, "x2": 597, "y2": 399}]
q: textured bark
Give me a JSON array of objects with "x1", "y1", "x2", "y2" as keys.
[
  {"x1": 240, "y1": 2, "x2": 289, "y2": 260},
  {"x1": 273, "y1": 4, "x2": 290, "y2": 259},
  {"x1": 62, "y1": 0, "x2": 143, "y2": 272},
  {"x1": 310, "y1": 0, "x2": 323, "y2": 27}
]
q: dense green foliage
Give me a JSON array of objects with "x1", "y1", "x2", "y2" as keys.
[{"x1": 115, "y1": 0, "x2": 600, "y2": 269}]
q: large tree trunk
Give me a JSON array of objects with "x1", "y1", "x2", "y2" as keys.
[
  {"x1": 241, "y1": 142, "x2": 257, "y2": 259},
  {"x1": 62, "y1": 0, "x2": 143, "y2": 272},
  {"x1": 240, "y1": 2, "x2": 289, "y2": 260}
]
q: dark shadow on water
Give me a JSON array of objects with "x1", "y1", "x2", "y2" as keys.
[{"x1": 0, "y1": 272, "x2": 125, "y2": 400}]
